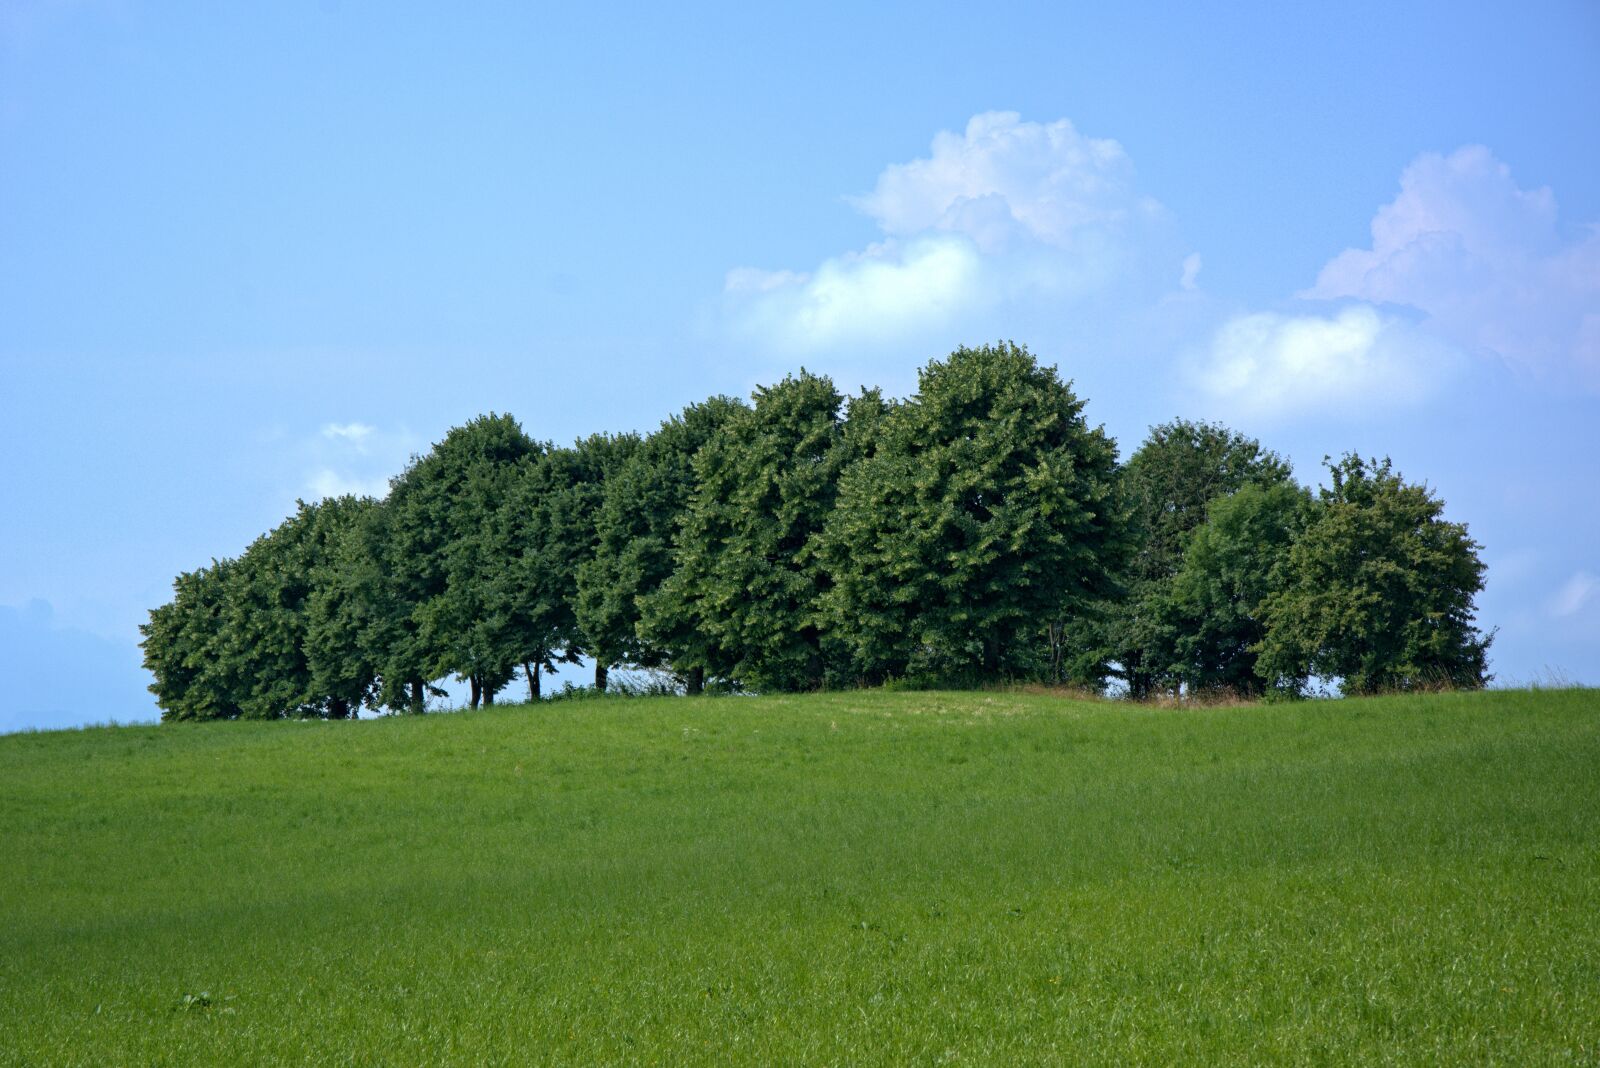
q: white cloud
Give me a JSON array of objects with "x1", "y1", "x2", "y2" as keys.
[
  {"x1": 1549, "y1": 571, "x2": 1598, "y2": 618},
  {"x1": 1192, "y1": 304, "x2": 1453, "y2": 418},
  {"x1": 848, "y1": 112, "x2": 1154, "y2": 251},
  {"x1": 722, "y1": 112, "x2": 1176, "y2": 355},
  {"x1": 1305, "y1": 145, "x2": 1600, "y2": 389},
  {"x1": 727, "y1": 236, "x2": 986, "y2": 351}
]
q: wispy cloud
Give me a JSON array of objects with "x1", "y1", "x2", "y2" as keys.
[
  {"x1": 1549, "y1": 571, "x2": 1598, "y2": 618},
  {"x1": 300, "y1": 422, "x2": 413, "y2": 503},
  {"x1": 725, "y1": 237, "x2": 985, "y2": 351},
  {"x1": 306, "y1": 468, "x2": 391, "y2": 501},
  {"x1": 720, "y1": 127, "x2": 1595, "y2": 424},
  {"x1": 1180, "y1": 253, "x2": 1202, "y2": 292},
  {"x1": 321, "y1": 422, "x2": 376, "y2": 446}
]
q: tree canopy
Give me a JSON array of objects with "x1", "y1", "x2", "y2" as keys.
[
  {"x1": 1161, "y1": 481, "x2": 1312, "y2": 697},
  {"x1": 577, "y1": 396, "x2": 745, "y2": 692},
  {"x1": 142, "y1": 347, "x2": 1494, "y2": 719},
  {"x1": 381, "y1": 414, "x2": 542, "y2": 709},
  {"x1": 1061, "y1": 419, "x2": 1298, "y2": 697},
  {"x1": 1257, "y1": 455, "x2": 1492, "y2": 694},
  {"x1": 822, "y1": 342, "x2": 1126, "y2": 683},
  {"x1": 642, "y1": 371, "x2": 847, "y2": 692}
]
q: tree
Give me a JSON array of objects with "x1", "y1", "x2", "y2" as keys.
[
  {"x1": 142, "y1": 556, "x2": 244, "y2": 721},
  {"x1": 382, "y1": 414, "x2": 542, "y2": 710},
  {"x1": 1159, "y1": 482, "x2": 1312, "y2": 696},
  {"x1": 576, "y1": 397, "x2": 744, "y2": 694},
  {"x1": 304, "y1": 495, "x2": 391, "y2": 717},
  {"x1": 643, "y1": 371, "x2": 847, "y2": 692},
  {"x1": 220, "y1": 497, "x2": 372, "y2": 718},
  {"x1": 821, "y1": 342, "x2": 1127, "y2": 683},
  {"x1": 142, "y1": 496, "x2": 375, "y2": 720},
  {"x1": 1257, "y1": 455, "x2": 1492, "y2": 694},
  {"x1": 500, "y1": 432, "x2": 639, "y2": 694},
  {"x1": 1067, "y1": 419, "x2": 1295, "y2": 696}
]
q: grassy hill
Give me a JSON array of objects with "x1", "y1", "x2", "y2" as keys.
[{"x1": 2, "y1": 688, "x2": 1597, "y2": 1065}]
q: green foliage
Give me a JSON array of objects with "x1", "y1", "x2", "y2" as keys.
[
  {"x1": 142, "y1": 356, "x2": 1500, "y2": 715},
  {"x1": 1160, "y1": 482, "x2": 1313, "y2": 696},
  {"x1": 381, "y1": 414, "x2": 543, "y2": 709},
  {"x1": 221, "y1": 498, "x2": 371, "y2": 718},
  {"x1": 1258, "y1": 454, "x2": 1493, "y2": 694},
  {"x1": 575, "y1": 397, "x2": 745, "y2": 682},
  {"x1": 304, "y1": 495, "x2": 392, "y2": 716},
  {"x1": 140, "y1": 557, "x2": 243, "y2": 721},
  {"x1": 1127, "y1": 419, "x2": 1295, "y2": 582},
  {"x1": 1067, "y1": 419, "x2": 1295, "y2": 696},
  {"x1": 5, "y1": 689, "x2": 1597, "y2": 1063},
  {"x1": 539, "y1": 671, "x2": 687, "y2": 703},
  {"x1": 822, "y1": 343, "x2": 1127, "y2": 684},
  {"x1": 499, "y1": 432, "x2": 639, "y2": 694},
  {"x1": 141, "y1": 497, "x2": 374, "y2": 721},
  {"x1": 642, "y1": 371, "x2": 847, "y2": 691}
]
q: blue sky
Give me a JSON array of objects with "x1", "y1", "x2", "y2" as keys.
[{"x1": 3, "y1": 1, "x2": 1597, "y2": 730}]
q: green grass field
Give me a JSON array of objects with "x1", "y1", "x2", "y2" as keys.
[{"x1": 2, "y1": 689, "x2": 1597, "y2": 1065}]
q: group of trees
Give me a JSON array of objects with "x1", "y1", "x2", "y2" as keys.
[
  {"x1": 142, "y1": 342, "x2": 1492, "y2": 721},
  {"x1": 1066, "y1": 424, "x2": 1491, "y2": 698}
]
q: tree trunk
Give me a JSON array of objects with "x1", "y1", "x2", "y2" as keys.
[
  {"x1": 525, "y1": 661, "x2": 540, "y2": 702},
  {"x1": 983, "y1": 634, "x2": 1001, "y2": 676},
  {"x1": 329, "y1": 697, "x2": 350, "y2": 720},
  {"x1": 409, "y1": 679, "x2": 425, "y2": 714},
  {"x1": 686, "y1": 666, "x2": 704, "y2": 696},
  {"x1": 483, "y1": 683, "x2": 494, "y2": 706},
  {"x1": 595, "y1": 663, "x2": 608, "y2": 693},
  {"x1": 1123, "y1": 651, "x2": 1147, "y2": 701},
  {"x1": 469, "y1": 674, "x2": 481, "y2": 710}
]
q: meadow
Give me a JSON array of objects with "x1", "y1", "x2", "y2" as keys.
[{"x1": 2, "y1": 688, "x2": 1596, "y2": 1065}]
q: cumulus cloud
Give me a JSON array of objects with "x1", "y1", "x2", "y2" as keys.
[
  {"x1": 726, "y1": 237, "x2": 986, "y2": 351},
  {"x1": 848, "y1": 112, "x2": 1155, "y2": 251},
  {"x1": 722, "y1": 112, "x2": 1177, "y2": 355},
  {"x1": 1192, "y1": 305, "x2": 1454, "y2": 418},
  {"x1": 1192, "y1": 143, "x2": 1600, "y2": 415},
  {"x1": 1305, "y1": 146, "x2": 1600, "y2": 389}
]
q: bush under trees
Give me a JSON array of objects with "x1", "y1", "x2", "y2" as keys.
[{"x1": 140, "y1": 343, "x2": 1493, "y2": 720}]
